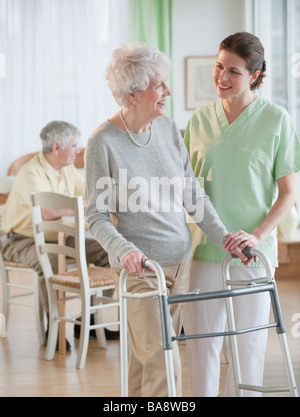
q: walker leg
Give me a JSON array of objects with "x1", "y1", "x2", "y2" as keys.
[
  {"x1": 164, "y1": 350, "x2": 177, "y2": 397},
  {"x1": 278, "y1": 330, "x2": 298, "y2": 397},
  {"x1": 222, "y1": 252, "x2": 298, "y2": 397},
  {"x1": 120, "y1": 294, "x2": 128, "y2": 397},
  {"x1": 270, "y1": 282, "x2": 298, "y2": 397},
  {"x1": 159, "y1": 293, "x2": 177, "y2": 397},
  {"x1": 225, "y1": 295, "x2": 243, "y2": 397},
  {"x1": 223, "y1": 257, "x2": 243, "y2": 397}
]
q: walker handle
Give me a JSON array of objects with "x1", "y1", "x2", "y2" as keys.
[
  {"x1": 141, "y1": 258, "x2": 148, "y2": 268},
  {"x1": 231, "y1": 247, "x2": 253, "y2": 259}
]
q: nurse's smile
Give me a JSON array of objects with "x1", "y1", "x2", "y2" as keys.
[{"x1": 218, "y1": 83, "x2": 231, "y2": 91}]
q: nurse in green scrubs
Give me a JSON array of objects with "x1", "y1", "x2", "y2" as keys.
[{"x1": 184, "y1": 32, "x2": 300, "y2": 397}]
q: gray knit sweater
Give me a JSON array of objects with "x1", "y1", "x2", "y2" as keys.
[{"x1": 85, "y1": 116, "x2": 228, "y2": 268}]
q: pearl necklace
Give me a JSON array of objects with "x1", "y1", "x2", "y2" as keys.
[{"x1": 120, "y1": 110, "x2": 153, "y2": 148}]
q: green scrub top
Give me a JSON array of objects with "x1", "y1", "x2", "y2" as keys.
[{"x1": 185, "y1": 96, "x2": 300, "y2": 268}]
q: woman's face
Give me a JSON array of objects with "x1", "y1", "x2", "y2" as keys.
[
  {"x1": 213, "y1": 50, "x2": 256, "y2": 100},
  {"x1": 135, "y1": 72, "x2": 171, "y2": 120}
]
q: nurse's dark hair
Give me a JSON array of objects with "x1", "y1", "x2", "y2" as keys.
[{"x1": 219, "y1": 32, "x2": 266, "y2": 91}]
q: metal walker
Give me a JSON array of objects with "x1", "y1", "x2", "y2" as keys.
[{"x1": 119, "y1": 248, "x2": 298, "y2": 397}]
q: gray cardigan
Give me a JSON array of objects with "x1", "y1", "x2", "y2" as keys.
[{"x1": 85, "y1": 116, "x2": 228, "y2": 268}]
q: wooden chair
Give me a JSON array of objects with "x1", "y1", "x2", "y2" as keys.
[
  {"x1": 30, "y1": 191, "x2": 119, "y2": 369},
  {"x1": 0, "y1": 176, "x2": 46, "y2": 345}
]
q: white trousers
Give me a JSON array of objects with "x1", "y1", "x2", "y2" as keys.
[{"x1": 183, "y1": 261, "x2": 273, "y2": 397}]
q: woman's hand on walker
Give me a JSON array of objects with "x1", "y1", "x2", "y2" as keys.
[
  {"x1": 229, "y1": 246, "x2": 255, "y2": 266},
  {"x1": 121, "y1": 251, "x2": 148, "y2": 275}
]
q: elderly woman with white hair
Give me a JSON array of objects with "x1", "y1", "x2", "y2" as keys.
[{"x1": 85, "y1": 43, "x2": 247, "y2": 397}]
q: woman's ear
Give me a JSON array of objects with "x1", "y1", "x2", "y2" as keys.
[{"x1": 125, "y1": 92, "x2": 137, "y2": 105}]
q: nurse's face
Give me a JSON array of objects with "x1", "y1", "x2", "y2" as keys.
[{"x1": 214, "y1": 50, "x2": 257, "y2": 100}]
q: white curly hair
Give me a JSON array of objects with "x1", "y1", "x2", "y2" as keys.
[{"x1": 105, "y1": 42, "x2": 171, "y2": 107}]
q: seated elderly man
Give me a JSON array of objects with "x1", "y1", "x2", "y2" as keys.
[{"x1": 1, "y1": 120, "x2": 114, "y2": 347}]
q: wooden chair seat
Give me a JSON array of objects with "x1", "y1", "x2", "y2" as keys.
[
  {"x1": 4, "y1": 260, "x2": 33, "y2": 269},
  {"x1": 50, "y1": 266, "x2": 114, "y2": 289}
]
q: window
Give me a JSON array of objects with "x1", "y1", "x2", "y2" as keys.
[
  {"x1": 253, "y1": 0, "x2": 300, "y2": 204},
  {"x1": 0, "y1": 0, "x2": 130, "y2": 176},
  {"x1": 255, "y1": 0, "x2": 300, "y2": 134}
]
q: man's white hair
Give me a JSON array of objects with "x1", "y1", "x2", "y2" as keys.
[{"x1": 40, "y1": 121, "x2": 80, "y2": 154}]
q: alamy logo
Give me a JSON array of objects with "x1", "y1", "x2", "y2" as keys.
[
  {"x1": 95, "y1": 169, "x2": 204, "y2": 223},
  {"x1": 291, "y1": 313, "x2": 300, "y2": 338}
]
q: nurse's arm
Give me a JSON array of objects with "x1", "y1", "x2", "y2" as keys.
[
  {"x1": 223, "y1": 172, "x2": 296, "y2": 250},
  {"x1": 254, "y1": 172, "x2": 296, "y2": 242}
]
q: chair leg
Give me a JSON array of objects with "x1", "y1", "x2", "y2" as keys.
[
  {"x1": 33, "y1": 271, "x2": 46, "y2": 345},
  {"x1": 1, "y1": 269, "x2": 9, "y2": 323},
  {"x1": 92, "y1": 294, "x2": 107, "y2": 349},
  {"x1": 0, "y1": 313, "x2": 5, "y2": 337},
  {"x1": 76, "y1": 309, "x2": 90, "y2": 369},
  {"x1": 45, "y1": 318, "x2": 58, "y2": 361},
  {"x1": 45, "y1": 293, "x2": 59, "y2": 361}
]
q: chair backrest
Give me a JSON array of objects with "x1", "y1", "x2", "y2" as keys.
[
  {"x1": 30, "y1": 192, "x2": 89, "y2": 292},
  {"x1": 7, "y1": 152, "x2": 39, "y2": 176},
  {"x1": 0, "y1": 176, "x2": 16, "y2": 210}
]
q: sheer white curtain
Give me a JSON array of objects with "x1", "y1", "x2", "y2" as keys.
[
  {"x1": 0, "y1": 0, "x2": 129, "y2": 176},
  {"x1": 253, "y1": 0, "x2": 300, "y2": 207}
]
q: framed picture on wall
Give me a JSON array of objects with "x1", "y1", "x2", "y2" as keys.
[{"x1": 185, "y1": 56, "x2": 217, "y2": 110}]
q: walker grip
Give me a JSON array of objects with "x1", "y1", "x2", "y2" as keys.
[
  {"x1": 141, "y1": 258, "x2": 148, "y2": 268},
  {"x1": 231, "y1": 247, "x2": 253, "y2": 259}
]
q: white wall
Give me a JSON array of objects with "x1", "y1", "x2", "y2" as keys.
[{"x1": 172, "y1": 0, "x2": 249, "y2": 129}]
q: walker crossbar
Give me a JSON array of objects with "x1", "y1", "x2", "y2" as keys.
[
  {"x1": 165, "y1": 280, "x2": 286, "y2": 342},
  {"x1": 168, "y1": 283, "x2": 275, "y2": 305},
  {"x1": 172, "y1": 322, "x2": 278, "y2": 342}
]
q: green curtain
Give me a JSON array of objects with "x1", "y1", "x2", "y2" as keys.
[{"x1": 131, "y1": 0, "x2": 173, "y2": 117}]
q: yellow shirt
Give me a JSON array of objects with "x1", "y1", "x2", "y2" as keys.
[{"x1": 2, "y1": 152, "x2": 84, "y2": 239}]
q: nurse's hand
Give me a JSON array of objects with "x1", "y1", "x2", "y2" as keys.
[
  {"x1": 224, "y1": 231, "x2": 260, "y2": 265},
  {"x1": 121, "y1": 251, "x2": 148, "y2": 275},
  {"x1": 224, "y1": 231, "x2": 261, "y2": 251}
]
